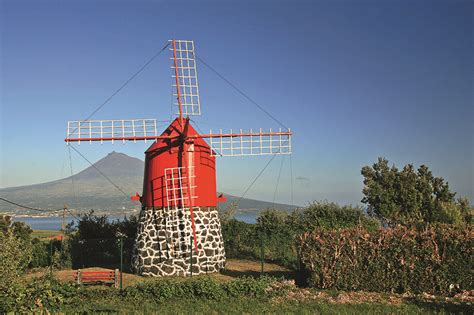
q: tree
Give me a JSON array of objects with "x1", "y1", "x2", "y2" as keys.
[
  {"x1": 10, "y1": 221, "x2": 33, "y2": 242},
  {"x1": 0, "y1": 229, "x2": 33, "y2": 298},
  {"x1": 288, "y1": 201, "x2": 379, "y2": 232},
  {"x1": 218, "y1": 202, "x2": 237, "y2": 223},
  {"x1": 65, "y1": 210, "x2": 138, "y2": 269},
  {"x1": 361, "y1": 158, "x2": 402, "y2": 223},
  {"x1": 361, "y1": 157, "x2": 469, "y2": 225},
  {"x1": 0, "y1": 215, "x2": 33, "y2": 241},
  {"x1": 0, "y1": 215, "x2": 12, "y2": 233}
]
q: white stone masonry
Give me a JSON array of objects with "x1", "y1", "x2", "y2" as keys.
[{"x1": 132, "y1": 207, "x2": 226, "y2": 276}]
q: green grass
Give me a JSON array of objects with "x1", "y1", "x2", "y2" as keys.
[
  {"x1": 31, "y1": 229, "x2": 62, "y2": 239},
  {"x1": 60, "y1": 297, "x2": 444, "y2": 314}
]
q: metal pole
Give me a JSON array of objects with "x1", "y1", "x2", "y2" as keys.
[
  {"x1": 190, "y1": 235, "x2": 193, "y2": 277},
  {"x1": 81, "y1": 241, "x2": 84, "y2": 268},
  {"x1": 260, "y1": 234, "x2": 264, "y2": 275},
  {"x1": 50, "y1": 239, "x2": 53, "y2": 276},
  {"x1": 120, "y1": 237, "x2": 123, "y2": 292}
]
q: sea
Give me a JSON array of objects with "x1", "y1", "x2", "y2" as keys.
[{"x1": 13, "y1": 212, "x2": 257, "y2": 230}]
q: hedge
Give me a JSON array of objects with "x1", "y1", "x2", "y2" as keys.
[
  {"x1": 222, "y1": 202, "x2": 380, "y2": 269},
  {"x1": 298, "y1": 224, "x2": 473, "y2": 295},
  {"x1": 1, "y1": 275, "x2": 282, "y2": 313}
]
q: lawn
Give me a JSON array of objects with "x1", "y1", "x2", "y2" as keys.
[
  {"x1": 61, "y1": 297, "x2": 433, "y2": 314},
  {"x1": 31, "y1": 229, "x2": 63, "y2": 240},
  {"x1": 24, "y1": 258, "x2": 472, "y2": 314}
]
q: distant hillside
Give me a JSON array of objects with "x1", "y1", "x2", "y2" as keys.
[
  {"x1": 0, "y1": 152, "x2": 143, "y2": 214},
  {"x1": 219, "y1": 194, "x2": 296, "y2": 213},
  {"x1": 0, "y1": 152, "x2": 297, "y2": 216}
]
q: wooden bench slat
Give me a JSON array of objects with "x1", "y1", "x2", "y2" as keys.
[
  {"x1": 74, "y1": 269, "x2": 120, "y2": 289},
  {"x1": 73, "y1": 275, "x2": 113, "y2": 278},
  {"x1": 79, "y1": 271, "x2": 115, "y2": 274}
]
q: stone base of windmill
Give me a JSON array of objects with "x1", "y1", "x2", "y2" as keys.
[{"x1": 132, "y1": 207, "x2": 226, "y2": 277}]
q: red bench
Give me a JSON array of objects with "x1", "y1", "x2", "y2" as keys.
[{"x1": 74, "y1": 269, "x2": 120, "y2": 288}]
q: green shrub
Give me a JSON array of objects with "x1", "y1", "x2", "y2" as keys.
[
  {"x1": 221, "y1": 219, "x2": 258, "y2": 259},
  {"x1": 126, "y1": 280, "x2": 181, "y2": 303},
  {"x1": 65, "y1": 211, "x2": 137, "y2": 269},
  {"x1": 288, "y1": 201, "x2": 379, "y2": 232},
  {"x1": 257, "y1": 209, "x2": 297, "y2": 267},
  {"x1": 0, "y1": 274, "x2": 81, "y2": 313},
  {"x1": 181, "y1": 277, "x2": 225, "y2": 300},
  {"x1": 1, "y1": 274, "x2": 283, "y2": 312},
  {"x1": 298, "y1": 224, "x2": 473, "y2": 295},
  {"x1": 221, "y1": 202, "x2": 379, "y2": 269},
  {"x1": 125, "y1": 276, "x2": 277, "y2": 303},
  {"x1": 0, "y1": 283, "x2": 25, "y2": 313},
  {"x1": 361, "y1": 158, "x2": 472, "y2": 225},
  {"x1": 222, "y1": 276, "x2": 275, "y2": 297},
  {"x1": 0, "y1": 231, "x2": 32, "y2": 312},
  {"x1": 22, "y1": 275, "x2": 79, "y2": 312},
  {"x1": 29, "y1": 238, "x2": 49, "y2": 268}
]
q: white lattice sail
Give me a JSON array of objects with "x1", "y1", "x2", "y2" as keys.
[
  {"x1": 66, "y1": 119, "x2": 159, "y2": 144},
  {"x1": 164, "y1": 166, "x2": 198, "y2": 210},
  {"x1": 207, "y1": 128, "x2": 292, "y2": 156},
  {"x1": 170, "y1": 40, "x2": 201, "y2": 116}
]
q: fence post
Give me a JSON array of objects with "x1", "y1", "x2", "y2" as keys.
[
  {"x1": 77, "y1": 269, "x2": 82, "y2": 285},
  {"x1": 260, "y1": 234, "x2": 264, "y2": 275},
  {"x1": 80, "y1": 240, "x2": 85, "y2": 268},
  {"x1": 119, "y1": 237, "x2": 123, "y2": 292},
  {"x1": 114, "y1": 268, "x2": 119, "y2": 289},
  {"x1": 49, "y1": 239, "x2": 53, "y2": 276},
  {"x1": 190, "y1": 235, "x2": 193, "y2": 277}
]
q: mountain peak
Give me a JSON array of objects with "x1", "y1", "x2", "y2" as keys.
[
  {"x1": 107, "y1": 151, "x2": 122, "y2": 156},
  {"x1": 74, "y1": 151, "x2": 144, "y2": 180}
]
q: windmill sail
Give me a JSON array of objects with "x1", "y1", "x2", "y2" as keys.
[
  {"x1": 164, "y1": 166, "x2": 197, "y2": 210},
  {"x1": 164, "y1": 165, "x2": 199, "y2": 253},
  {"x1": 170, "y1": 40, "x2": 201, "y2": 117},
  {"x1": 197, "y1": 128, "x2": 292, "y2": 156},
  {"x1": 65, "y1": 119, "x2": 164, "y2": 144}
]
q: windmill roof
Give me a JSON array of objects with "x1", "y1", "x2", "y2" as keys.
[{"x1": 145, "y1": 118, "x2": 210, "y2": 153}]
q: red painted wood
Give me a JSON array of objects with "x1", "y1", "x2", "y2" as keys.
[
  {"x1": 142, "y1": 118, "x2": 217, "y2": 209},
  {"x1": 73, "y1": 270, "x2": 118, "y2": 282},
  {"x1": 64, "y1": 135, "x2": 175, "y2": 142},
  {"x1": 64, "y1": 131, "x2": 291, "y2": 143},
  {"x1": 172, "y1": 39, "x2": 184, "y2": 122}
]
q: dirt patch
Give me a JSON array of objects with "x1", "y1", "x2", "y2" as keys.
[
  {"x1": 24, "y1": 259, "x2": 293, "y2": 287},
  {"x1": 25, "y1": 267, "x2": 145, "y2": 288},
  {"x1": 214, "y1": 258, "x2": 293, "y2": 282},
  {"x1": 268, "y1": 279, "x2": 473, "y2": 311}
]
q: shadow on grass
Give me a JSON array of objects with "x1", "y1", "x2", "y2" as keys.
[
  {"x1": 221, "y1": 267, "x2": 295, "y2": 279},
  {"x1": 406, "y1": 297, "x2": 472, "y2": 314},
  {"x1": 220, "y1": 266, "x2": 310, "y2": 286}
]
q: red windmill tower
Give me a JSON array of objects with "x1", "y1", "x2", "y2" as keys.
[{"x1": 65, "y1": 39, "x2": 292, "y2": 276}]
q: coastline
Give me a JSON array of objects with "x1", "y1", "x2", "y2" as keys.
[{"x1": 0, "y1": 209, "x2": 140, "y2": 219}]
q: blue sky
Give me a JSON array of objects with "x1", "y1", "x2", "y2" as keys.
[{"x1": 1, "y1": 0, "x2": 472, "y2": 206}]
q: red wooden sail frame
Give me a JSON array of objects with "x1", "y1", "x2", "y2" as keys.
[
  {"x1": 172, "y1": 39, "x2": 199, "y2": 254},
  {"x1": 65, "y1": 130, "x2": 292, "y2": 143}
]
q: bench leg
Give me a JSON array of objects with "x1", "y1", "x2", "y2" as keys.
[{"x1": 114, "y1": 269, "x2": 119, "y2": 289}]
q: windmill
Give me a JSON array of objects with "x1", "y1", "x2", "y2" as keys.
[{"x1": 65, "y1": 39, "x2": 292, "y2": 277}]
